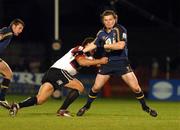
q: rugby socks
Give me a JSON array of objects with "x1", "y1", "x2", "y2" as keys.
[
  {"x1": 135, "y1": 91, "x2": 149, "y2": 109},
  {"x1": 0, "y1": 78, "x2": 10, "y2": 101},
  {"x1": 60, "y1": 89, "x2": 79, "y2": 110},
  {"x1": 84, "y1": 89, "x2": 98, "y2": 109},
  {"x1": 18, "y1": 96, "x2": 37, "y2": 109}
]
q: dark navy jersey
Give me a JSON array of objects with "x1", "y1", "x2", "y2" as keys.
[
  {"x1": 0, "y1": 27, "x2": 13, "y2": 54},
  {"x1": 94, "y1": 24, "x2": 128, "y2": 61}
]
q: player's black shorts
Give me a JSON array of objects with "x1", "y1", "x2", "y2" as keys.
[
  {"x1": 41, "y1": 67, "x2": 74, "y2": 90},
  {"x1": 98, "y1": 59, "x2": 133, "y2": 76}
]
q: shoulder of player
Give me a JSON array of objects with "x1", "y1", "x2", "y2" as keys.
[
  {"x1": 71, "y1": 45, "x2": 84, "y2": 52},
  {"x1": 96, "y1": 29, "x2": 104, "y2": 36},
  {"x1": 114, "y1": 24, "x2": 127, "y2": 33},
  {"x1": 70, "y1": 46, "x2": 85, "y2": 57},
  {"x1": 0, "y1": 27, "x2": 13, "y2": 39}
]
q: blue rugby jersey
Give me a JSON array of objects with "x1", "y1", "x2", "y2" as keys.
[
  {"x1": 94, "y1": 24, "x2": 128, "y2": 61},
  {"x1": 0, "y1": 27, "x2": 13, "y2": 53}
]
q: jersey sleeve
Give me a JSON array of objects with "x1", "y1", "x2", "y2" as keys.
[
  {"x1": 121, "y1": 29, "x2": 127, "y2": 42},
  {"x1": 71, "y1": 46, "x2": 86, "y2": 60},
  {"x1": 94, "y1": 30, "x2": 104, "y2": 47},
  {"x1": 114, "y1": 25, "x2": 127, "y2": 42},
  {"x1": 0, "y1": 27, "x2": 13, "y2": 40}
]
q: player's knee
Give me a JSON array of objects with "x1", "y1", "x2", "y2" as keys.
[
  {"x1": 75, "y1": 85, "x2": 84, "y2": 93},
  {"x1": 8, "y1": 71, "x2": 13, "y2": 79},
  {"x1": 72, "y1": 81, "x2": 85, "y2": 93},
  {"x1": 92, "y1": 86, "x2": 101, "y2": 93},
  {"x1": 0, "y1": 62, "x2": 13, "y2": 79},
  {"x1": 132, "y1": 86, "x2": 141, "y2": 93},
  {"x1": 4, "y1": 69, "x2": 13, "y2": 79},
  {"x1": 91, "y1": 83, "x2": 101, "y2": 92},
  {"x1": 36, "y1": 96, "x2": 46, "y2": 105}
]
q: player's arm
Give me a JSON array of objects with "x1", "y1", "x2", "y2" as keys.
[
  {"x1": 0, "y1": 34, "x2": 3, "y2": 41},
  {"x1": 76, "y1": 56, "x2": 108, "y2": 67},
  {"x1": 83, "y1": 41, "x2": 97, "y2": 53},
  {"x1": 0, "y1": 32, "x2": 13, "y2": 41},
  {"x1": 104, "y1": 26, "x2": 127, "y2": 50},
  {"x1": 104, "y1": 41, "x2": 125, "y2": 50}
]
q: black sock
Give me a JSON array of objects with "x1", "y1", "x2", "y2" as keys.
[
  {"x1": 84, "y1": 89, "x2": 98, "y2": 108},
  {"x1": 60, "y1": 89, "x2": 79, "y2": 110},
  {"x1": 135, "y1": 91, "x2": 148, "y2": 108},
  {"x1": 18, "y1": 96, "x2": 37, "y2": 109},
  {"x1": 0, "y1": 78, "x2": 10, "y2": 101}
]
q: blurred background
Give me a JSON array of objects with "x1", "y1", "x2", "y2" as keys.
[{"x1": 0, "y1": 0, "x2": 180, "y2": 99}]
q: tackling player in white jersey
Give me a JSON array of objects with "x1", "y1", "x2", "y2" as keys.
[{"x1": 9, "y1": 37, "x2": 108, "y2": 117}]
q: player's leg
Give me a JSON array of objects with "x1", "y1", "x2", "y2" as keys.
[
  {"x1": 20, "y1": 82, "x2": 54, "y2": 107},
  {"x1": 9, "y1": 82, "x2": 54, "y2": 116},
  {"x1": 0, "y1": 59, "x2": 13, "y2": 109},
  {"x1": 57, "y1": 78, "x2": 84, "y2": 117},
  {"x1": 77, "y1": 74, "x2": 110, "y2": 116},
  {"x1": 85, "y1": 74, "x2": 110, "y2": 108},
  {"x1": 121, "y1": 72, "x2": 157, "y2": 117}
]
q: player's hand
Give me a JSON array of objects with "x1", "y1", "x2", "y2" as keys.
[{"x1": 99, "y1": 57, "x2": 108, "y2": 64}]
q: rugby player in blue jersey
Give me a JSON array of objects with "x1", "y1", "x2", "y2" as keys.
[
  {"x1": 77, "y1": 10, "x2": 158, "y2": 117},
  {"x1": 0, "y1": 19, "x2": 24, "y2": 109}
]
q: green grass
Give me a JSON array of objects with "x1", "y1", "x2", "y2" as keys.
[{"x1": 0, "y1": 95, "x2": 180, "y2": 130}]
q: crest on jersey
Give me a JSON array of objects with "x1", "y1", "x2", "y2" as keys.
[
  {"x1": 56, "y1": 80, "x2": 63, "y2": 85},
  {"x1": 105, "y1": 38, "x2": 112, "y2": 45},
  {"x1": 105, "y1": 38, "x2": 112, "y2": 52}
]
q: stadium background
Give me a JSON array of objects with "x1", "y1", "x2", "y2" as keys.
[
  {"x1": 0, "y1": 1, "x2": 180, "y2": 130},
  {"x1": 0, "y1": 0, "x2": 180, "y2": 98}
]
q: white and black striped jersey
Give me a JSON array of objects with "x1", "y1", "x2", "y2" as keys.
[{"x1": 51, "y1": 46, "x2": 93, "y2": 76}]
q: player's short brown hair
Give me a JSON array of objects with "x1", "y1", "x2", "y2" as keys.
[
  {"x1": 81, "y1": 37, "x2": 94, "y2": 47},
  {"x1": 101, "y1": 10, "x2": 118, "y2": 22},
  {"x1": 10, "y1": 18, "x2": 25, "y2": 27}
]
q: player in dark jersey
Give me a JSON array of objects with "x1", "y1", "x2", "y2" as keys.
[
  {"x1": 0, "y1": 19, "x2": 24, "y2": 109},
  {"x1": 77, "y1": 10, "x2": 158, "y2": 117},
  {"x1": 9, "y1": 37, "x2": 108, "y2": 117}
]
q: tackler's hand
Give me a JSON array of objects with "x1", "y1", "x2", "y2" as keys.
[{"x1": 99, "y1": 57, "x2": 108, "y2": 65}]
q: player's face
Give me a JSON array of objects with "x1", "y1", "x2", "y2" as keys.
[
  {"x1": 12, "y1": 24, "x2": 24, "y2": 36},
  {"x1": 102, "y1": 15, "x2": 116, "y2": 29}
]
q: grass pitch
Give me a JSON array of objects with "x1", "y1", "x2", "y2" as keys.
[{"x1": 0, "y1": 95, "x2": 180, "y2": 130}]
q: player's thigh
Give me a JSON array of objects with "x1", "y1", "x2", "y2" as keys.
[
  {"x1": 0, "y1": 60, "x2": 13, "y2": 78},
  {"x1": 64, "y1": 78, "x2": 84, "y2": 93},
  {"x1": 37, "y1": 82, "x2": 54, "y2": 104},
  {"x1": 92, "y1": 74, "x2": 110, "y2": 92},
  {"x1": 121, "y1": 72, "x2": 141, "y2": 92}
]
